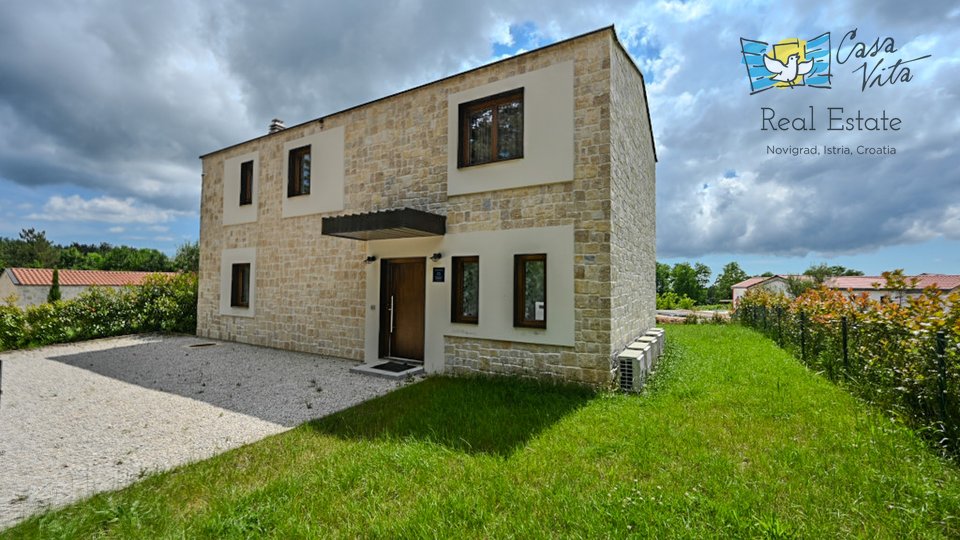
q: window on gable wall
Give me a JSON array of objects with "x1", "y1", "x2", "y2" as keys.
[
  {"x1": 514, "y1": 253, "x2": 546, "y2": 328},
  {"x1": 288, "y1": 145, "x2": 311, "y2": 197},
  {"x1": 451, "y1": 256, "x2": 479, "y2": 324},
  {"x1": 239, "y1": 160, "x2": 253, "y2": 206},
  {"x1": 230, "y1": 263, "x2": 250, "y2": 307},
  {"x1": 458, "y1": 88, "x2": 523, "y2": 168}
]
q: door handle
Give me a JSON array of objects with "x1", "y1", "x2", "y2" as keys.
[{"x1": 389, "y1": 295, "x2": 395, "y2": 334}]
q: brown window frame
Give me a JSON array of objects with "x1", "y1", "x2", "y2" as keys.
[
  {"x1": 458, "y1": 88, "x2": 524, "y2": 168},
  {"x1": 513, "y1": 253, "x2": 546, "y2": 329},
  {"x1": 287, "y1": 145, "x2": 311, "y2": 197},
  {"x1": 230, "y1": 263, "x2": 250, "y2": 308},
  {"x1": 239, "y1": 160, "x2": 254, "y2": 206},
  {"x1": 451, "y1": 256, "x2": 479, "y2": 324}
]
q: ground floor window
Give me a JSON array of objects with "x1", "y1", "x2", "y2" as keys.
[
  {"x1": 451, "y1": 256, "x2": 479, "y2": 323},
  {"x1": 514, "y1": 253, "x2": 546, "y2": 328},
  {"x1": 231, "y1": 263, "x2": 250, "y2": 307}
]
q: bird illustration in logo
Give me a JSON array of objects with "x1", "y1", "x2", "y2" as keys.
[
  {"x1": 763, "y1": 52, "x2": 813, "y2": 86},
  {"x1": 740, "y1": 33, "x2": 831, "y2": 94}
]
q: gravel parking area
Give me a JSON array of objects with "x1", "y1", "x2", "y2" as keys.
[{"x1": 0, "y1": 334, "x2": 409, "y2": 529}]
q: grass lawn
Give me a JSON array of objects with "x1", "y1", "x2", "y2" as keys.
[{"x1": 6, "y1": 325, "x2": 960, "y2": 538}]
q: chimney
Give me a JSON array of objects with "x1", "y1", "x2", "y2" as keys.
[{"x1": 268, "y1": 118, "x2": 286, "y2": 134}]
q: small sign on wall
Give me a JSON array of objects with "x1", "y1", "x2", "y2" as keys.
[{"x1": 433, "y1": 268, "x2": 445, "y2": 283}]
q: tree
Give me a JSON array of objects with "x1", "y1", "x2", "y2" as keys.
[
  {"x1": 803, "y1": 263, "x2": 864, "y2": 284},
  {"x1": 100, "y1": 246, "x2": 171, "y2": 271},
  {"x1": 47, "y1": 268, "x2": 61, "y2": 302},
  {"x1": 713, "y1": 262, "x2": 749, "y2": 301},
  {"x1": 694, "y1": 263, "x2": 712, "y2": 290},
  {"x1": 879, "y1": 269, "x2": 918, "y2": 306},
  {"x1": 670, "y1": 263, "x2": 702, "y2": 302},
  {"x1": 655, "y1": 262, "x2": 671, "y2": 295},
  {"x1": 173, "y1": 241, "x2": 199, "y2": 272},
  {"x1": 8, "y1": 228, "x2": 58, "y2": 268},
  {"x1": 785, "y1": 275, "x2": 817, "y2": 297}
]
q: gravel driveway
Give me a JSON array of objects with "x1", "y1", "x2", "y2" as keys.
[{"x1": 0, "y1": 334, "x2": 408, "y2": 529}]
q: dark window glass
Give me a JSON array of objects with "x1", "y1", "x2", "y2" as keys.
[
  {"x1": 451, "y1": 256, "x2": 479, "y2": 324},
  {"x1": 231, "y1": 263, "x2": 250, "y2": 308},
  {"x1": 514, "y1": 253, "x2": 546, "y2": 328},
  {"x1": 288, "y1": 145, "x2": 311, "y2": 197},
  {"x1": 239, "y1": 160, "x2": 253, "y2": 206},
  {"x1": 459, "y1": 89, "x2": 523, "y2": 167}
]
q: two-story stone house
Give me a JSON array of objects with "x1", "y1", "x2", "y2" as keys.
[{"x1": 197, "y1": 25, "x2": 656, "y2": 386}]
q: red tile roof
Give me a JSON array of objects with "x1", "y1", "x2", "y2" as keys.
[
  {"x1": 828, "y1": 274, "x2": 960, "y2": 291},
  {"x1": 5, "y1": 268, "x2": 177, "y2": 287},
  {"x1": 731, "y1": 276, "x2": 771, "y2": 289},
  {"x1": 731, "y1": 275, "x2": 803, "y2": 289}
]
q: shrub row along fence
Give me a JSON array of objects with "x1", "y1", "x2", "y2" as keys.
[
  {"x1": 0, "y1": 272, "x2": 197, "y2": 351},
  {"x1": 736, "y1": 286, "x2": 959, "y2": 456}
]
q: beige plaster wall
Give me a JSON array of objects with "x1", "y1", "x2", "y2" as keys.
[
  {"x1": 222, "y1": 151, "x2": 259, "y2": 225},
  {"x1": 446, "y1": 61, "x2": 575, "y2": 196}
]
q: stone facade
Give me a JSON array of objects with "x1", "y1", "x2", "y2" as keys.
[
  {"x1": 197, "y1": 27, "x2": 656, "y2": 386},
  {"x1": 609, "y1": 38, "x2": 658, "y2": 363}
]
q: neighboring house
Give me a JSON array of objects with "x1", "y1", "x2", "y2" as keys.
[
  {"x1": 825, "y1": 274, "x2": 960, "y2": 304},
  {"x1": 731, "y1": 275, "x2": 795, "y2": 305},
  {"x1": 732, "y1": 273, "x2": 960, "y2": 305},
  {"x1": 0, "y1": 268, "x2": 176, "y2": 308},
  {"x1": 197, "y1": 26, "x2": 657, "y2": 385}
]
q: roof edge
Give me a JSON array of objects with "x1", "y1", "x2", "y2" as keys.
[
  {"x1": 609, "y1": 30, "x2": 658, "y2": 163},
  {"x1": 200, "y1": 25, "x2": 619, "y2": 160}
]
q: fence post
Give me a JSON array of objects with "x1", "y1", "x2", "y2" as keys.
[
  {"x1": 799, "y1": 312, "x2": 806, "y2": 364},
  {"x1": 936, "y1": 331, "x2": 949, "y2": 435},
  {"x1": 776, "y1": 307, "x2": 783, "y2": 347},
  {"x1": 841, "y1": 316, "x2": 849, "y2": 374}
]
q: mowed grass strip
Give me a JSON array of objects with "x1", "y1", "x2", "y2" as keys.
[{"x1": 6, "y1": 325, "x2": 960, "y2": 538}]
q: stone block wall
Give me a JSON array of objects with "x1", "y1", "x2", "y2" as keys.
[
  {"x1": 441, "y1": 30, "x2": 615, "y2": 385},
  {"x1": 608, "y1": 36, "x2": 657, "y2": 361}
]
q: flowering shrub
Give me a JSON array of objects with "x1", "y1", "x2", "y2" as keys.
[
  {"x1": 0, "y1": 302, "x2": 26, "y2": 350},
  {"x1": 736, "y1": 284, "x2": 960, "y2": 455},
  {"x1": 0, "y1": 272, "x2": 197, "y2": 351}
]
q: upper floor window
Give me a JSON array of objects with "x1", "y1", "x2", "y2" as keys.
[
  {"x1": 451, "y1": 256, "x2": 479, "y2": 324},
  {"x1": 231, "y1": 263, "x2": 251, "y2": 308},
  {"x1": 288, "y1": 145, "x2": 311, "y2": 197},
  {"x1": 514, "y1": 253, "x2": 546, "y2": 328},
  {"x1": 239, "y1": 160, "x2": 254, "y2": 206},
  {"x1": 458, "y1": 89, "x2": 523, "y2": 168}
]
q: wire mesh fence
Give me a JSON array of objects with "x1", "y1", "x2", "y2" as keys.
[{"x1": 737, "y1": 300, "x2": 958, "y2": 457}]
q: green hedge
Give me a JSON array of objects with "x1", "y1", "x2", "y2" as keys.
[{"x1": 0, "y1": 272, "x2": 197, "y2": 351}]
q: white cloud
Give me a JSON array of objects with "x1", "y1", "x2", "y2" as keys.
[
  {"x1": 1, "y1": 0, "x2": 958, "y2": 262},
  {"x1": 108, "y1": 226, "x2": 125, "y2": 233},
  {"x1": 29, "y1": 195, "x2": 191, "y2": 225},
  {"x1": 655, "y1": 0, "x2": 710, "y2": 22}
]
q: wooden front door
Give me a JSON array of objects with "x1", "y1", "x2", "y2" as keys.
[{"x1": 378, "y1": 258, "x2": 426, "y2": 361}]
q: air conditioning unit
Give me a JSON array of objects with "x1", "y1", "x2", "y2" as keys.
[{"x1": 617, "y1": 348, "x2": 647, "y2": 392}]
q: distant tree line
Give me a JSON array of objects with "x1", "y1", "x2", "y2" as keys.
[
  {"x1": 0, "y1": 228, "x2": 199, "y2": 274},
  {"x1": 656, "y1": 260, "x2": 863, "y2": 307}
]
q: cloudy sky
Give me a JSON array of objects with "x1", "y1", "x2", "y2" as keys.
[{"x1": 1, "y1": 0, "x2": 957, "y2": 276}]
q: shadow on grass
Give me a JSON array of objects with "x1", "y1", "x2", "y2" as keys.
[{"x1": 309, "y1": 375, "x2": 596, "y2": 457}]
